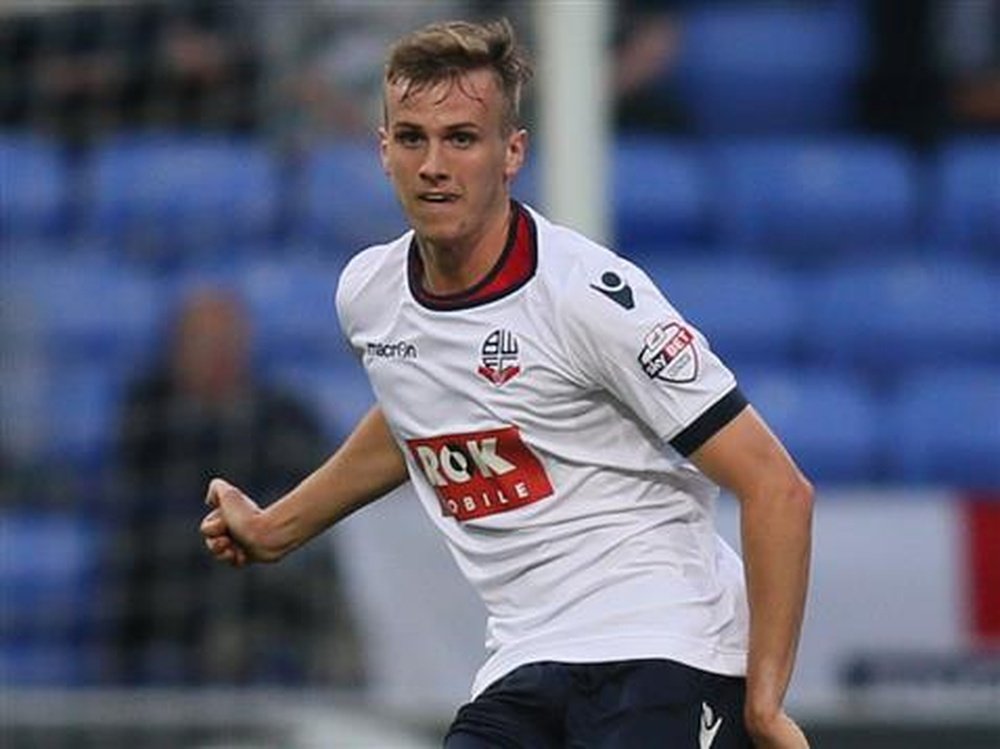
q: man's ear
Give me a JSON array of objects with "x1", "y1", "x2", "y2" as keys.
[
  {"x1": 378, "y1": 126, "x2": 391, "y2": 175},
  {"x1": 504, "y1": 128, "x2": 528, "y2": 182}
]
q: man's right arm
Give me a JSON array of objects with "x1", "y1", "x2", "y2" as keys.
[{"x1": 201, "y1": 405, "x2": 409, "y2": 566}]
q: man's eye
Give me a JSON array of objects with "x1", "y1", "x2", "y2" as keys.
[
  {"x1": 450, "y1": 132, "x2": 476, "y2": 147},
  {"x1": 396, "y1": 131, "x2": 423, "y2": 146}
]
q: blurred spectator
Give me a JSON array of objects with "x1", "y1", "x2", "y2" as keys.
[
  {"x1": 110, "y1": 287, "x2": 362, "y2": 687},
  {"x1": 252, "y1": 0, "x2": 472, "y2": 142},
  {"x1": 0, "y1": 0, "x2": 261, "y2": 140},
  {"x1": 862, "y1": 0, "x2": 1000, "y2": 147},
  {"x1": 613, "y1": 0, "x2": 691, "y2": 133},
  {"x1": 144, "y1": 0, "x2": 261, "y2": 132},
  {"x1": 940, "y1": 0, "x2": 1000, "y2": 129}
]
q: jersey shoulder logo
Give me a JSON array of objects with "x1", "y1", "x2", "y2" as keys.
[
  {"x1": 407, "y1": 426, "x2": 554, "y2": 521},
  {"x1": 638, "y1": 321, "x2": 698, "y2": 383},
  {"x1": 589, "y1": 271, "x2": 634, "y2": 310},
  {"x1": 478, "y1": 328, "x2": 521, "y2": 386}
]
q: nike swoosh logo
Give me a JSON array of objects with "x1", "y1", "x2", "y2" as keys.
[{"x1": 699, "y1": 702, "x2": 723, "y2": 749}]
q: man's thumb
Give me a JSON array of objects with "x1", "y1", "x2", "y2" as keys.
[{"x1": 205, "y1": 477, "x2": 242, "y2": 509}]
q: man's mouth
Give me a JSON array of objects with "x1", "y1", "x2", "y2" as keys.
[{"x1": 418, "y1": 192, "x2": 458, "y2": 204}]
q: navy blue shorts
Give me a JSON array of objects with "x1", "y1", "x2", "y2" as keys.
[{"x1": 444, "y1": 659, "x2": 752, "y2": 748}]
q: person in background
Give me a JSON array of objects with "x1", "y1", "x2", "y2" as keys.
[
  {"x1": 862, "y1": 0, "x2": 1000, "y2": 147},
  {"x1": 0, "y1": 0, "x2": 260, "y2": 139},
  {"x1": 113, "y1": 287, "x2": 362, "y2": 687},
  {"x1": 613, "y1": 0, "x2": 692, "y2": 133},
  {"x1": 251, "y1": 0, "x2": 469, "y2": 143}
]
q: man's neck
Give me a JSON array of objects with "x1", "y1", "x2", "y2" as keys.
[{"x1": 417, "y1": 202, "x2": 513, "y2": 295}]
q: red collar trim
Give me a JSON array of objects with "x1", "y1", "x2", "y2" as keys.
[{"x1": 408, "y1": 201, "x2": 537, "y2": 311}]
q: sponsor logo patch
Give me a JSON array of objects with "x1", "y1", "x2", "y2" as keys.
[
  {"x1": 589, "y1": 271, "x2": 634, "y2": 310},
  {"x1": 478, "y1": 328, "x2": 521, "y2": 386},
  {"x1": 407, "y1": 426, "x2": 554, "y2": 521},
  {"x1": 638, "y1": 321, "x2": 698, "y2": 383}
]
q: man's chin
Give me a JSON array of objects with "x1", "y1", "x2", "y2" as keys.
[{"x1": 411, "y1": 219, "x2": 463, "y2": 248}]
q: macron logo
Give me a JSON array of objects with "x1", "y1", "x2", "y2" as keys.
[{"x1": 366, "y1": 340, "x2": 418, "y2": 360}]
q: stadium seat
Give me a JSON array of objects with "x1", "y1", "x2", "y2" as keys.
[
  {"x1": 43, "y1": 363, "x2": 125, "y2": 470},
  {"x1": 296, "y1": 140, "x2": 406, "y2": 255},
  {"x1": 0, "y1": 132, "x2": 69, "y2": 239},
  {"x1": 85, "y1": 134, "x2": 281, "y2": 257},
  {"x1": 803, "y1": 260, "x2": 1000, "y2": 374},
  {"x1": 887, "y1": 368, "x2": 1000, "y2": 487},
  {"x1": 643, "y1": 258, "x2": 803, "y2": 371},
  {"x1": 613, "y1": 136, "x2": 710, "y2": 252},
  {"x1": 672, "y1": 4, "x2": 866, "y2": 134},
  {"x1": 1, "y1": 256, "x2": 165, "y2": 370},
  {"x1": 931, "y1": 139, "x2": 1000, "y2": 255},
  {"x1": 711, "y1": 139, "x2": 918, "y2": 257},
  {"x1": 739, "y1": 368, "x2": 881, "y2": 484},
  {"x1": 239, "y1": 258, "x2": 350, "y2": 367},
  {"x1": 0, "y1": 511, "x2": 104, "y2": 685}
]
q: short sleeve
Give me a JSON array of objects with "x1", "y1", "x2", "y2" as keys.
[{"x1": 556, "y1": 257, "x2": 746, "y2": 455}]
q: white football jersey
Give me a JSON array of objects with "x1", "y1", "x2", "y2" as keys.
[{"x1": 336, "y1": 203, "x2": 750, "y2": 698}]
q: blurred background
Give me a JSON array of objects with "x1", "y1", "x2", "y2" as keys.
[{"x1": 1, "y1": 0, "x2": 998, "y2": 747}]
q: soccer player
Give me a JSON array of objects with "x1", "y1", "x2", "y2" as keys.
[{"x1": 201, "y1": 18, "x2": 813, "y2": 749}]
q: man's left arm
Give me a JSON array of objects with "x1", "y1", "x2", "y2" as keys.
[{"x1": 690, "y1": 404, "x2": 814, "y2": 748}]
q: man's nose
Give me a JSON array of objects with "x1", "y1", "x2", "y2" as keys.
[{"x1": 418, "y1": 140, "x2": 448, "y2": 181}]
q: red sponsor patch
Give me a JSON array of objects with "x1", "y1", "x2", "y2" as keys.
[
  {"x1": 407, "y1": 426, "x2": 554, "y2": 521},
  {"x1": 638, "y1": 322, "x2": 699, "y2": 383}
]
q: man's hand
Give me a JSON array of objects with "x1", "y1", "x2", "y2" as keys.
[
  {"x1": 746, "y1": 709, "x2": 810, "y2": 749},
  {"x1": 200, "y1": 478, "x2": 265, "y2": 567}
]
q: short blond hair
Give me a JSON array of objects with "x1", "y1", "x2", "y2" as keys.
[{"x1": 384, "y1": 18, "x2": 532, "y2": 133}]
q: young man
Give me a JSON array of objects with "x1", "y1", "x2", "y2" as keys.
[{"x1": 201, "y1": 19, "x2": 813, "y2": 749}]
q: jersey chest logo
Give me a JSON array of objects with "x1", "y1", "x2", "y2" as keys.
[
  {"x1": 407, "y1": 426, "x2": 554, "y2": 521},
  {"x1": 478, "y1": 328, "x2": 521, "y2": 386}
]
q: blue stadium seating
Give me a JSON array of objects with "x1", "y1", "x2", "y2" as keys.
[
  {"x1": 0, "y1": 116, "x2": 995, "y2": 500},
  {"x1": 2, "y1": 256, "x2": 165, "y2": 370},
  {"x1": 711, "y1": 139, "x2": 918, "y2": 257},
  {"x1": 739, "y1": 368, "x2": 881, "y2": 484},
  {"x1": 297, "y1": 140, "x2": 406, "y2": 255},
  {"x1": 239, "y1": 258, "x2": 351, "y2": 368},
  {"x1": 672, "y1": 3, "x2": 867, "y2": 134},
  {"x1": 0, "y1": 133, "x2": 69, "y2": 239},
  {"x1": 931, "y1": 139, "x2": 1000, "y2": 255},
  {"x1": 804, "y1": 260, "x2": 1000, "y2": 374},
  {"x1": 0, "y1": 257, "x2": 162, "y2": 470},
  {"x1": 613, "y1": 137, "x2": 710, "y2": 251},
  {"x1": 45, "y1": 363, "x2": 125, "y2": 470},
  {"x1": 643, "y1": 258, "x2": 804, "y2": 371},
  {"x1": 0, "y1": 511, "x2": 104, "y2": 685},
  {"x1": 887, "y1": 367, "x2": 1000, "y2": 487},
  {"x1": 85, "y1": 134, "x2": 281, "y2": 257}
]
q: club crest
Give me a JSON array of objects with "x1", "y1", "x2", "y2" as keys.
[{"x1": 478, "y1": 328, "x2": 521, "y2": 386}]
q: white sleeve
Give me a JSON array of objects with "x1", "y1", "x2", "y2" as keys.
[{"x1": 556, "y1": 257, "x2": 745, "y2": 454}]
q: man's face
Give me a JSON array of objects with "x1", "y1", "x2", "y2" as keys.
[
  {"x1": 380, "y1": 68, "x2": 526, "y2": 250},
  {"x1": 173, "y1": 294, "x2": 250, "y2": 401}
]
